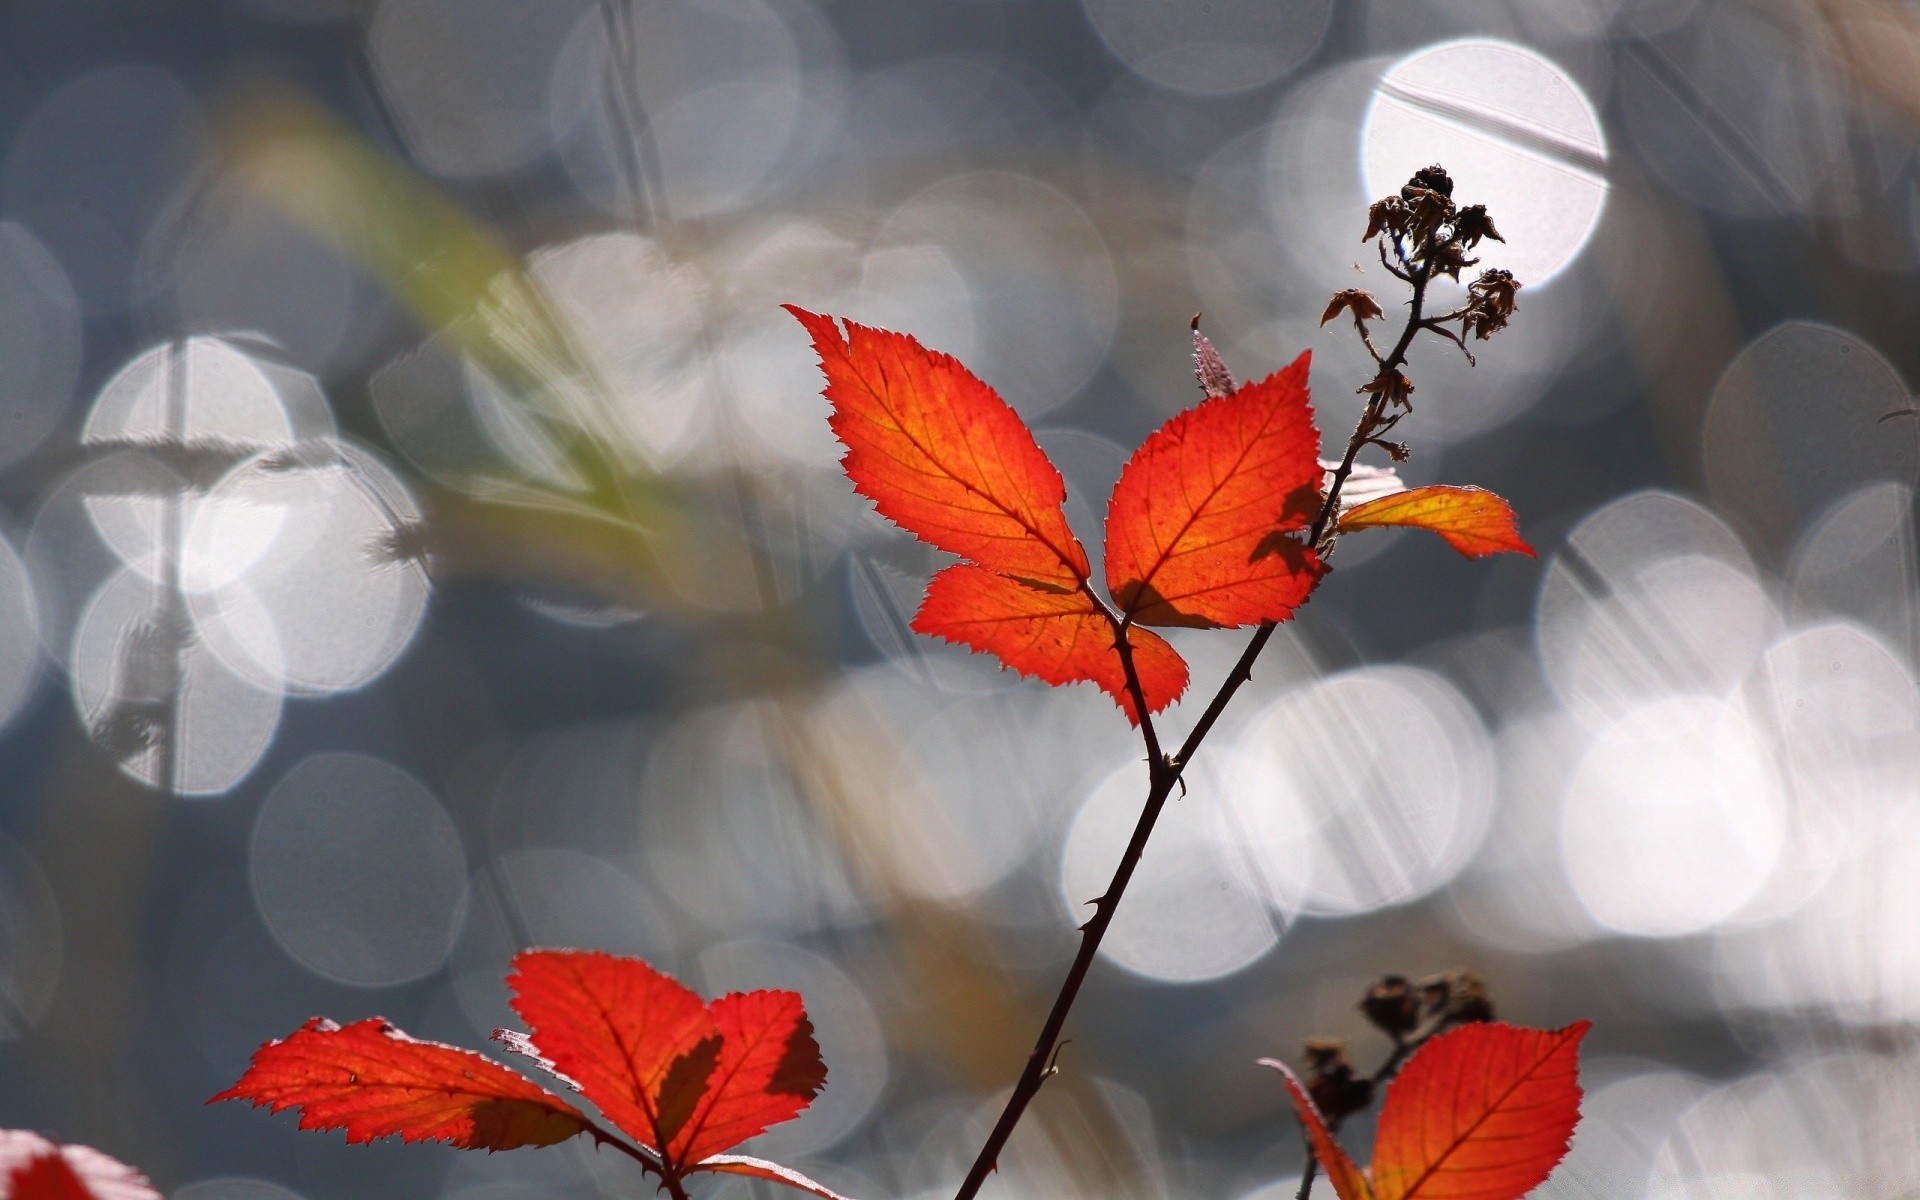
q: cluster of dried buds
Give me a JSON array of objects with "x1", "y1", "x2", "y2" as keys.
[
  {"x1": 1317, "y1": 165, "x2": 1523, "y2": 461},
  {"x1": 1299, "y1": 968, "x2": 1499, "y2": 1125}
]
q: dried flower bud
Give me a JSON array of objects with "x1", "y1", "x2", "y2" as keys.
[
  {"x1": 1462, "y1": 268, "x2": 1520, "y2": 340},
  {"x1": 1190, "y1": 316, "x2": 1236, "y2": 399},
  {"x1": 1404, "y1": 188, "x2": 1454, "y2": 247},
  {"x1": 1359, "y1": 368, "x2": 1414, "y2": 409},
  {"x1": 1320, "y1": 289, "x2": 1385, "y2": 327},
  {"x1": 1418, "y1": 969, "x2": 1496, "y2": 1027},
  {"x1": 1360, "y1": 975, "x2": 1421, "y2": 1039},
  {"x1": 1403, "y1": 164, "x2": 1454, "y2": 199},
  {"x1": 1363, "y1": 196, "x2": 1408, "y2": 242},
  {"x1": 1426, "y1": 242, "x2": 1476, "y2": 282},
  {"x1": 1468, "y1": 268, "x2": 1519, "y2": 314},
  {"x1": 1302, "y1": 1037, "x2": 1375, "y2": 1122},
  {"x1": 1452, "y1": 204, "x2": 1503, "y2": 249}
]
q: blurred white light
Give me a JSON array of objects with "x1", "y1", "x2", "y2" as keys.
[
  {"x1": 0, "y1": 221, "x2": 82, "y2": 473},
  {"x1": 699, "y1": 939, "x2": 887, "y2": 1156},
  {"x1": 1789, "y1": 483, "x2": 1918, "y2": 665},
  {"x1": 1228, "y1": 665, "x2": 1494, "y2": 916},
  {"x1": 1760, "y1": 622, "x2": 1920, "y2": 824},
  {"x1": 525, "y1": 232, "x2": 710, "y2": 466},
  {"x1": 1561, "y1": 696, "x2": 1785, "y2": 938},
  {"x1": 1536, "y1": 1066, "x2": 1714, "y2": 1199},
  {"x1": 1537, "y1": 490, "x2": 1772, "y2": 728},
  {"x1": 0, "y1": 835, "x2": 61, "y2": 1041},
  {"x1": 818, "y1": 666, "x2": 1130, "y2": 905},
  {"x1": 875, "y1": 172, "x2": 1117, "y2": 419},
  {"x1": 1363, "y1": 39, "x2": 1608, "y2": 287},
  {"x1": 1080, "y1": 0, "x2": 1332, "y2": 95},
  {"x1": 1061, "y1": 759, "x2": 1280, "y2": 983},
  {"x1": 1715, "y1": 805, "x2": 1920, "y2": 1025},
  {"x1": 548, "y1": 0, "x2": 806, "y2": 219},
  {"x1": 1647, "y1": 1056, "x2": 1920, "y2": 1197},
  {"x1": 1618, "y1": 5, "x2": 1860, "y2": 220},
  {"x1": 85, "y1": 335, "x2": 332, "y2": 453},
  {"x1": 1446, "y1": 713, "x2": 1605, "y2": 953},
  {"x1": 1703, "y1": 323, "x2": 1917, "y2": 540},
  {"x1": 69, "y1": 566, "x2": 282, "y2": 796},
  {"x1": 174, "y1": 1178, "x2": 305, "y2": 1200},
  {"x1": 186, "y1": 440, "x2": 430, "y2": 696},
  {"x1": 370, "y1": 0, "x2": 588, "y2": 178},
  {"x1": 639, "y1": 703, "x2": 869, "y2": 938},
  {"x1": 251, "y1": 752, "x2": 468, "y2": 988},
  {"x1": 0, "y1": 527, "x2": 41, "y2": 736}
]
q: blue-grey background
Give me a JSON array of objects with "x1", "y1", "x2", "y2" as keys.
[{"x1": 0, "y1": 0, "x2": 1916, "y2": 1196}]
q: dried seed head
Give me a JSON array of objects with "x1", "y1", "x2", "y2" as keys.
[
  {"x1": 1360, "y1": 368, "x2": 1415, "y2": 410},
  {"x1": 1452, "y1": 204, "x2": 1503, "y2": 249},
  {"x1": 1320, "y1": 289, "x2": 1385, "y2": 327},
  {"x1": 1364, "y1": 196, "x2": 1409, "y2": 243},
  {"x1": 1302, "y1": 1037, "x2": 1375, "y2": 1122},
  {"x1": 1360, "y1": 975, "x2": 1421, "y2": 1039},
  {"x1": 1419, "y1": 968, "x2": 1497, "y2": 1026},
  {"x1": 1404, "y1": 164, "x2": 1454, "y2": 198}
]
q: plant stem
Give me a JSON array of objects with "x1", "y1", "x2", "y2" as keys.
[
  {"x1": 951, "y1": 237, "x2": 1439, "y2": 1200},
  {"x1": 582, "y1": 1120, "x2": 680, "y2": 1197}
]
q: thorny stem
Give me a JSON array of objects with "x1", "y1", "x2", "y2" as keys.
[
  {"x1": 951, "y1": 228, "x2": 1443, "y2": 1200},
  {"x1": 581, "y1": 1119, "x2": 684, "y2": 1199}
]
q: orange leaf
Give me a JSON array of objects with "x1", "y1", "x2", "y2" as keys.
[
  {"x1": 209, "y1": 1017, "x2": 588, "y2": 1151},
  {"x1": 912, "y1": 564, "x2": 1188, "y2": 724},
  {"x1": 667, "y1": 990, "x2": 827, "y2": 1167},
  {"x1": 1370, "y1": 1021, "x2": 1589, "y2": 1200},
  {"x1": 1105, "y1": 353, "x2": 1326, "y2": 628},
  {"x1": 1257, "y1": 1059, "x2": 1374, "y2": 1200},
  {"x1": 506, "y1": 949, "x2": 717, "y2": 1152},
  {"x1": 1337, "y1": 485, "x2": 1533, "y2": 559},
  {"x1": 697, "y1": 1155, "x2": 858, "y2": 1200},
  {"x1": 787, "y1": 306, "x2": 1090, "y2": 591},
  {"x1": 0, "y1": 1133, "x2": 158, "y2": 1200}
]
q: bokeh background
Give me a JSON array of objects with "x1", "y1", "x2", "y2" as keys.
[{"x1": 0, "y1": 0, "x2": 1917, "y2": 1196}]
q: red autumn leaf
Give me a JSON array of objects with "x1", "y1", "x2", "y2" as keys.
[
  {"x1": 1105, "y1": 352, "x2": 1327, "y2": 628},
  {"x1": 1337, "y1": 485, "x2": 1533, "y2": 559},
  {"x1": 1262, "y1": 1021, "x2": 1588, "y2": 1200},
  {"x1": 0, "y1": 1133, "x2": 158, "y2": 1200},
  {"x1": 912, "y1": 564, "x2": 1188, "y2": 723},
  {"x1": 666, "y1": 990, "x2": 827, "y2": 1166},
  {"x1": 787, "y1": 305, "x2": 1090, "y2": 591},
  {"x1": 507, "y1": 950, "x2": 828, "y2": 1174},
  {"x1": 1257, "y1": 1061, "x2": 1375, "y2": 1200},
  {"x1": 696, "y1": 1155, "x2": 858, "y2": 1200},
  {"x1": 209, "y1": 1017, "x2": 588, "y2": 1150},
  {"x1": 504, "y1": 949, "x2": 718, "y2": 1154},
  {"x1": 1369, "y1": 1021, "x2": 1588, "y2": 1200}
]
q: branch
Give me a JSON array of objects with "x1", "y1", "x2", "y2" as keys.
[{"x1": 950, "y1": 223, "x2": 1444, "y2": 1200}]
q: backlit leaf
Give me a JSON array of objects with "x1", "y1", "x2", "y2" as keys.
[
  {"x1": 506, "y1": 949, "x2": 716, "y2": 1152},
  {"x1": 1337, "y1": 485, "x2": 1533, "y2": 559},
  {"x1": 1369, "y1": 1021, "x2": 1588, "y2": 1200},
  {"x1": 667, "y1": 990, "x2": 827, "y2": 1166},
  {"x1": 209, "y1": 1017, "x2": 588, "y2": 1150},
  {"x1": 1257, "y1": 1059, "x2": 1374, "y2": 1200},
  {"x1": 1105, "y1": 353, "x2": 1326, "y2": 627},
  {"x1": 0, "y1": 1133, "x2": 158, "y2": 1200},
  {"x1": 787, "y1": 306, "x2": 1090, "y2": 591},
  {"x1": 697, "y1": 1155, "x2": 859, "y2": 1200},
  {"x1": 912, "y1": 564, "x2": 1188, "y2": 724}
]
